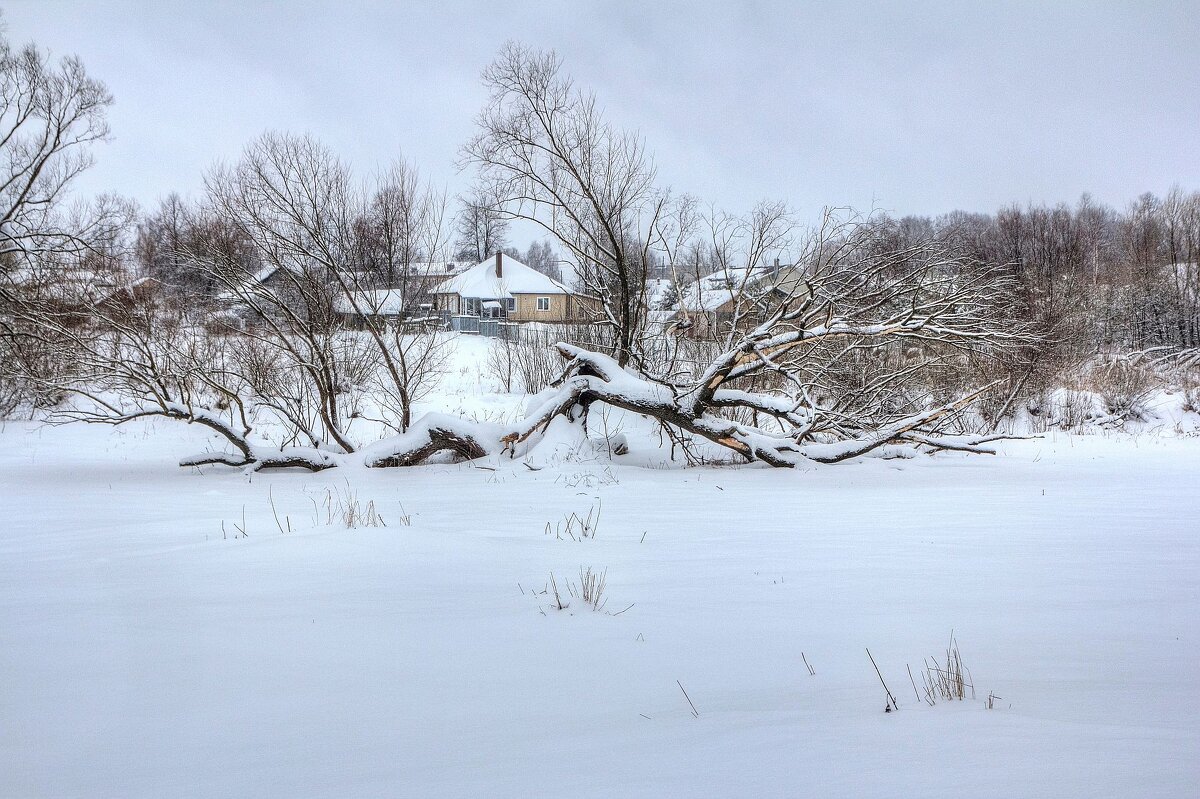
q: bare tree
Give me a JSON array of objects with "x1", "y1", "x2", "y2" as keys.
[
  {"x1": 0, "y1": 29, "x2": 114, "y2": 268},
  {"x1": 175, "y1": 134, "x2": 448, "y2": 449},
  {"x1": 355, "y1": 158, "x2": 452, "y2": 432},
  {"x1": 136, "y1": 193, "x2": 226, "y2": 302},
  {"x1": 522, "y1": 239, "x2": 562, "y2": 282},
  {"x1": 462, "y1": 42, "x2": 663, "y2": 366},
  {"x1": 0, "y1": 28, "x2": 124, "y2": 414},
  {"x1": 453, "y1": 183, "x2": 509, "y2": 263}
]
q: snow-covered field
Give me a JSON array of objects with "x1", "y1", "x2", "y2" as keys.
[{"x1": 2, "y1": 337, "x2": 1198, "y2": 798}]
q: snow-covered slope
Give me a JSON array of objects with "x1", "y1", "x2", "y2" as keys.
[{"x1": 2, "y1": 342, "x2": 1198, "y2": 798}]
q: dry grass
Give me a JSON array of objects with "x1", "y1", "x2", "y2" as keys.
[
  {"x1": 539, "y1": 567, "x2": 616, "y2": 614},
  {"x1": 1057, "y1": 389, "x2": 1095, "y2": 430},
  {"x1": 1073, "y1": 356, "x2": 1158, "y2": 421},
  {"x1": 571, "y1": 566, "x2": 608, "y2": 611},
  {"x1": 220, "y1": 506, "x2": 250, "y2": 539},
  {"x1": 677, "y1": 680, "x2": 700, "y2": 718},
  {"x1": 548, "y1": 572, "x2": 568, "y2": 611},
  {"x1": 1181, "y1": 376, "x2": 1200, "y2": 413},
  {"x1": 914, "y1": 632, "x2": 976, "y2": 706},
  {"x1": 544, "y1": 501, "x2": 601, "y2": 541},
  {"x1": 310, "y1": 481, "x2": 402, "y2": 529}
]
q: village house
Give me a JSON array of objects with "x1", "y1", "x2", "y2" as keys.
[
  {"x1": 431, "y1": 252, "x2": 597, "y2": 328},
  {"x1": 673, "y1": 261, "x2": 806, "y2": 336}
]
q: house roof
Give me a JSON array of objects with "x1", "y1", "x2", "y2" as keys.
[
  {"x1": 676, "y1": 264, "x2": 807, "y2": 313},
  {"x1": 404, "y1": 261, "x2": 471, "y2": 279},
  {"x1": 332, "y1": 289, "x2": 411, "y2": 316},
  {"x1": 432, "y1": 253, "x2": 570, "y2": 298},
  {"x1": 764, "y1": 265, "x2": 810, "y2": 300},
  {"x1": 4, "y1": 263, "x2": 128, "y2": 305},
  {"x1": 342, "y1": 262, "x2": 470, "y2": 284},
  {"x1": 214, "y1": 263, "x2": 285, "y2": 304},
  {"x1": 678, "y1": 266, "x2": 771, "y2": 312}
]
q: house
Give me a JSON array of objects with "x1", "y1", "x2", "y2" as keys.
[
  {"x1": 3, "y1": 261, "x2": 130, "y2": 328},
  {"x1": 213, "y1": 263, "x2": 293, "y2": 306},
  {"x1": 673, "y1": 261, "x2": 805, "y2": 336},
  {"x1": 93, "y1": 276, "x2": 162, "y2": 321},
  {"x1": 217, "y1": 260, "x2": 472, "y2": 327},
  {"x1": 431, "y1": 252, "x2": 597, "y2": 326},
  {"x1": 332, "y1": 288, "x2": 439, "y2": 329},
  {"x1": 347, "y1": 261, "x2": 472, "y2": 312}
]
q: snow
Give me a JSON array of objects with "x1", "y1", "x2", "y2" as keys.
[
  {"x1": 214, "y1": 263, "x2": 283, "y2": 304},
  {"x1": 432, "y1": 254, "x2": 570, "y2": 298},
  {"x1": 395, "y1": 261, "x2": 470, "y2": 279},
  {"x1": 331, "y1": 289, "x2": 409, "y2": 315},
  {"x1": 3, "y1": 340, "x2": 1199, "y2": 797},
  {"x1": 644, "y1": 277, "x2": 674, "y2": 309},
  {"x1": 677, "y1": 265, "x2": 774, "y2": 312}
]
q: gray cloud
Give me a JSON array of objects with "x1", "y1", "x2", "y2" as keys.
[{"x1": 6, "y1": 0, "x2": 1198, "y2": 235}]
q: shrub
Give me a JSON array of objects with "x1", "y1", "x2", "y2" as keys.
[{"x1": 1082, "y1": 357, "x2": 1158, "y2": 420}]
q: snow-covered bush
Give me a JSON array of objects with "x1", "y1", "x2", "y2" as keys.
[
  {"x1": 1079, "y1": 357, "x2": 1158, "y2": 421},
  {"x1": 1182, "y1": 377, "x2": 1200, "y2": 413},
  {"x1": 1057, "y1": 389, "x2": 1097, "y2": 431}
]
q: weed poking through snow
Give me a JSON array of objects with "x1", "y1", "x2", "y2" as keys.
[
  {"x1": 532, "y1": 567, "x2": 622, "y2": 615},
  {"x1": 308, "y1": 481, "x2": 403, "y2": 529},
  {"x1": 544, "y1": 501, "x2": 601, "y2": 541},
  {"x1": 918, "y1": 632, "x2": 975, "y2": 704},
  {"x1": 570, "y1": 566, "x2": 608, "y2": 611}
]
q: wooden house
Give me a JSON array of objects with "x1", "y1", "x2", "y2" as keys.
[{"x1": 431, "y1": 253, "x2": 597, "y2": 325}]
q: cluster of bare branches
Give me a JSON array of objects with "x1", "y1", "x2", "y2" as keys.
[
  {"x1": 0, "y1": 33, "x2": 117, "y2": 265},
  {"x1": 0, "y1": 30, "x2": 132, "y2": 416},
  {"x1": 196, "y1": 133, "x2": 451, "y2": 441},
  {"x1": 5, "y1": 130, "x2": 454, "y2": 467}
]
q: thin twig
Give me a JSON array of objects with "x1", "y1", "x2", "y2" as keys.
[
  {"x1": 677, "y1": 680, "x2": 700, "y2": 718},
  {"x1": 907, "y1": 663, "x2": 922, "y2": 703},
  {"x1": 866, "y1": 648, "x2": 898, "y2": 711}
]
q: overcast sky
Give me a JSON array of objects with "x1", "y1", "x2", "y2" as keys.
[{"x1": 6, "y1": 1, "x2": 1199, "y2": 245}]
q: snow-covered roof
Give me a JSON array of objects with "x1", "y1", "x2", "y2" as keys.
[
  {"x1": 432, "y1": 254, "x2": 570, "y2": 299},
  {"x1": 674, "y1": 265, "x2": 806, "y2": 313},
  {"x1": 332, "y1": 289, "x2": 411, "y2": 316},
  {"x1": 343, "y1": 262, "x2": 470, "y2": 283},
  {"x1": 214, "y1": 264, "x2": 287, "y2": 304},
  {"x1": 678, "y1": 267, "x2": 771, "y2": 312},
  {"x1": 4, "y1": 263, "x2": 129, "y2": 305},
  {"x1": 404, "y1": 261, "x2": 471, "y2": 279}
]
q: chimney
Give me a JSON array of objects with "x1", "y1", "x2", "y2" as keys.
[{"x1": 495, "y1": 251, "x2": 503, "y2": 279}]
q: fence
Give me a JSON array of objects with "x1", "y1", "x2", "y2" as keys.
[
  {"x1": 444, "y1": 315, "x2": 519, "y2": 340},
  {"x1": 442, "y1": 314, "x2": 614, "y2": 354}
]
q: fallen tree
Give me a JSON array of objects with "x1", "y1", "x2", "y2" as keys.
[{"x1": 43, "y1": 336, "x2": 1014, "y2": 473}]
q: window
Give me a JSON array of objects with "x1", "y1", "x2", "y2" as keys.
[
  {"x1": 536, "y1": 297, "x2": 550, "y2": 312},
  {"x1": 506, "y1": 298, "x2": 516, "y2": 312}
]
